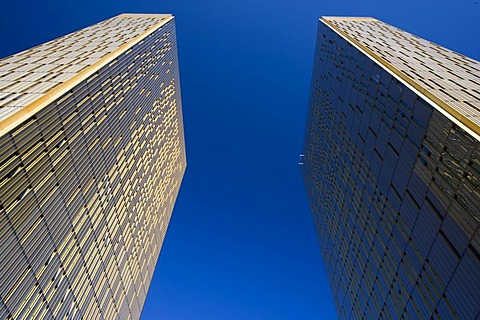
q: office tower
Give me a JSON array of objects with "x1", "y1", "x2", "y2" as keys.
[
  {"x1": 0, "y1": 14, "x2": 186, "y2": 319},
  {"x1": 302, "y1": 17, "x2": 480, "y2": 319}
]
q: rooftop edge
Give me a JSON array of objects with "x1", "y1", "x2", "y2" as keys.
[
  {"x1": 320, "y1": 16, "x2": 480, "y2": 141},
  {"x1": 0, "y1": 13, "x2": 174, "y2": 137}
]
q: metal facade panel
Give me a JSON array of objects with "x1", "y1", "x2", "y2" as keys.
[
  {"x1": 0, "y1": 14, "x2": 186, "y2": 319},
  {"x1": 303, "y1": 18, "x2": 480, "y2": 320}
]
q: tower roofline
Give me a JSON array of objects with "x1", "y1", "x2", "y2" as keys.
[
  {"x1": 0, "y1": 13, "x2": 174, "y2": 137},
  {"x1": 320, "y1": 17, "x2": 480, "y2": 141},
  {"x1": 118, "y1": 13, "x2": 173, "y2": 18},
  {"x1": 321, "y1": 16, "x2": 377, "y2": 21}
]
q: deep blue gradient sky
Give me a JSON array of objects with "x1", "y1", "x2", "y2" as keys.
[{"x1": 1, "y1": 1, "x2": 479, "y2": 319}]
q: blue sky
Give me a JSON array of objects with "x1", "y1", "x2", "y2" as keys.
[{"x1": 1, "y1": 0, "x2": 478, "y2": 319}]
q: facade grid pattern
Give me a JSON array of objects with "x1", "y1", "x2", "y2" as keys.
[
  {"x1": 0, "y1": 14, "x2": 186, "y2": 319},
  {"x1": 0, "y1": 14, "x2": 171, "y2": 122},
  {"x1": 302, "y1": 17, "x2": 480, "y2": 320}
]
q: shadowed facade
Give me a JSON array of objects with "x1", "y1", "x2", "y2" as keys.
[{"x1": 302, "y1": 17, "x2": 480, "y2": 319}]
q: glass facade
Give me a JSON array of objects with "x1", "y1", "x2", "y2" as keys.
[
  {"x1": 302, "y1": 17, "x2": 480, "y2": 319},
  {"x1": 0, "y1": 14, "x2": 186, "y2": 319}
]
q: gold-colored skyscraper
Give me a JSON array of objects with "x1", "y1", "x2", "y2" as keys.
[
  {"x1": 303, "y1": 17, "x2": 480, "y2": 319},
  {"x1": 0, "y1": 14, "x2": 186, "y2": 319}
]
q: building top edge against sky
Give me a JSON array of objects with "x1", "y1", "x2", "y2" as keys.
[
  {"x1": 321, "y1": 16, "x2": 480, "y2": 141},
  {"x1": 0, "y1": 13, "x2": 173, "y2": 137}
]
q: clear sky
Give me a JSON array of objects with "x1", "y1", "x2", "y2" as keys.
[{"x1": 0, "y1": 0, "x2": 478, "y2": 319}]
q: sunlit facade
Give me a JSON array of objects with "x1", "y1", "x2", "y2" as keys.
[
  {"x1": 302, "y1": 17, "x2": 480, "y2": 319},
  {"x1": 0, "y1": 14, "x2": 186, "y2": 319}
]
